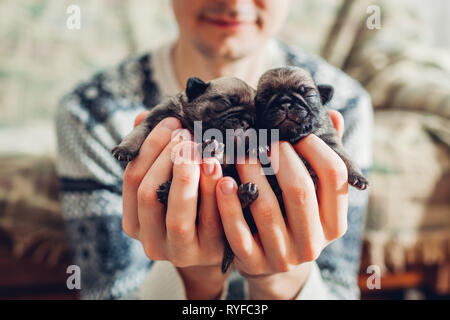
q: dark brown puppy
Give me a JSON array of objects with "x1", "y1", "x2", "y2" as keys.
[
  {"x1": 255, "y1": 66, "x2": 368, "y2": 190},
  {"x1": 112, "y1": 76, "x2": 259, "y2": 273},
  {"x1": 112, "y1": 77, "x2": 255, "y2": 162}
]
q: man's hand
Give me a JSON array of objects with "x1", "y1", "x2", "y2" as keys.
[
  {"x1": 215, "y1": 110, "x2": 347, "y2": 299},
  {"x1": 122, "y1": 112, "x2": 230, "y2": 300}
]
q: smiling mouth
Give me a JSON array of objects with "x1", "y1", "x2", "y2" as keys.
[{"x1": 200, "y1": 16, "x2": 255, "y2": 29}]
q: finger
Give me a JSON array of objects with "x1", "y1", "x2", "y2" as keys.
[
  {"x1": 271, "y1": 141, "x2": 325, "y2": 261},
  {"x1": 136, "y1": 129, "x2": 192, "y2": 255},
  {"x1": 198, "y1": 158, "x2": 224, "y2": 245},
  {"x1": 122, "y1": 117, "x2": 181, "y2": 237},
  {"x1": 236, "y1": 161, "x2": 290, "y2": 271},
  {"x1": 328, "y1": 110, "x2": 344, "y2": 139},
  {"x1": 294, "y1": 135, "x2": 348, "y2": 240},
  {"x1": 134, "y1": 111, "x2": 151, "y2": 128},
  {"x1": 216, "y1": 177, "x2": 264, "y2": 271},
  {"x1": 166, "y1": 142, "x2": 201, "y2": 259}
]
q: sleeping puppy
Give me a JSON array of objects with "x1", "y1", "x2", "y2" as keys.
[
  {"x1": 111, "y1": 76, "x2": 259, "y2": 273},
  {"x1": 255, "y1": 66, "x2": 369, "y2": 190},
  {"x1": 112, "y1": 77, "x2": 254, "y2": 163}
]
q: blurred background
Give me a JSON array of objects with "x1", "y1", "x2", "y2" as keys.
[{"x1": 0, "y1": 0, "x2": 449, "y2": 299}]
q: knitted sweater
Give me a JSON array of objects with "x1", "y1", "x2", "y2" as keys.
[{"x1": 55, "y1": 40, "x2": 373, "y2": 300}]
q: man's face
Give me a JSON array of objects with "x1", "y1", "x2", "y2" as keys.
[{"x1": 172, "y1": 0, "x2": 291, "y2": 61}]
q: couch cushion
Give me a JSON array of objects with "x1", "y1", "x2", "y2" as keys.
[
  {"x1": 365, "y1": 111, "x2": 450, "y2": 273},
  {"x1": 0, "y1": 155, "x2": 67, "y2": 266}
]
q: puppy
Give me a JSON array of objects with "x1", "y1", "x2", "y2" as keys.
[
  {"x1": 112, "y1": 76, "x2": 259, "y2": 273},
  {"x1": 255, "y1": 66, "x2": 369, "y2": 190}
]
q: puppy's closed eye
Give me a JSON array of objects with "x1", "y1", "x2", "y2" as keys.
[
  {"x1": 217, "y1": 95, "x2": 241, "y2": 106},
  {"x1": 228, "y1": 94, "x2": 241, "y2": 105},
  {"x1": 305, "y1": 89, "x2": 318, "y2": 97},
  {"x1": 304, "y1": 90, "x2": 319, "y2": 104}
]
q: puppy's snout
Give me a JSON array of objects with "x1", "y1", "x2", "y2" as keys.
[
  {"x1": 240, "y1": 119, "x2": 249, "y2": 129},
  {"x1": 275, "y1": 95, "x2": 295, "y2": 113},
  {"x1": 280, "y1": 102, "x2": 293, "y2": 111}
]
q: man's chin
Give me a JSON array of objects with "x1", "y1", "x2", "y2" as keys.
[{"x1": 194, "y1": 35, "x2": 262, "y2": 61}]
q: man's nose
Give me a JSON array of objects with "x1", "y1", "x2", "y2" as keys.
[
  {"x1": 225, "y1": 0, "x2": 253, "y2": 4},
  {"x1": 225, "y1": 0, "x2": 256, "y2": 16},
  {"x1": 217, "y1": 0, "x2": 252, "y2": 6}
]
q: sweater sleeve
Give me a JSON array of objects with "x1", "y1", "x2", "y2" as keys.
[
  {"x1": 294, "y1": 262, "x2": 334, "y2": 299},
  {"x1": 314, "y1": 88, "x2": 373, "y2": 299},
  {"x1": 55, "y1": 91, "x2": 151, "y2": 299},
  {"x1": 131, "y1": 261, "x2": 329, "y2": 300},
  {"x1": 129, "y1": 261, "x2": 229, "y2": 300}
]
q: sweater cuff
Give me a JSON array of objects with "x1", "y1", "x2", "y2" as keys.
[
  {"x1": 133, "y1": 261, "x2": 229, "y2": 300},
  {"x1": 295, "y1": 262, "x2": 332, "y2": 300},
  {"x1": 242, "y1": 262, "x2": 331, "y2": 300}
]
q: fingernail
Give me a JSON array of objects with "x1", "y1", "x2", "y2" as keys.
[
  {"x1": 177, "y1": 143, "x2": 200, "y2": 164},
  {"x1": 202, "y1": 161, "x2": 215, "y2": 176},
  {"x1": 161, "y1": 118, "x2": 180, "y2": 131},
  {"x1": 171, "y1": 128, "x2": 183, "y2": 139},
  {"x1": 220, "y1": 179, "x2": 236, "y2": 195},
  {"x1": 171, "y1": 128, "x2": 190, "y2": 141}
]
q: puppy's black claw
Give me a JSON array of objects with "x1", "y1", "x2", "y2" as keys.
[
  {"x1": 348, "y1": 174, "x2": 369, "y2": 190},
  {"x1": 111, "y1": 145, "x2": 137, "y2": 162},
  {"x1": 238, "y1": 182, "x2": 259, "y2": 208},
  {"x1": 202, "y1": 139, "x2": 225, "y2": 158},
  {"x1": 222, "y1": 240, "x2": 234, "y2": 274},
  {"x1": 156, "y1": 180, "x2": 172, "y2": 206}
]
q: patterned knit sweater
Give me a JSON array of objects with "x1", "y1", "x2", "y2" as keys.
[{"x1": 55, "y1": 41, "x2": 373, "y2": 300}]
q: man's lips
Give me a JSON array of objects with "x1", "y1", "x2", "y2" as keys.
[{"x1": 200, "y1": 16, "x2": 255, "y2": 29}]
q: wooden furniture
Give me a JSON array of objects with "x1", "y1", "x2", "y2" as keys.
[{"x1": 0, "y1": 234, "x2": 79, "y2": 300}]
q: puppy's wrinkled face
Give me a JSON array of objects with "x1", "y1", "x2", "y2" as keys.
[
  {"x1": 183, "y1": 76, "x2": 256, "y2": 135},
  {"x1": 255, "y1": 67, "x2": 333, "y2": 142}
]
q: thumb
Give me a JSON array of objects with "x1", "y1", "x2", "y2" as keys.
[
  {"x1": 328, "y1": 110, "x2": 344, "y2": 139},
  {"x1": 133, "y1": 111, "x2": 151, "y2": 128}
]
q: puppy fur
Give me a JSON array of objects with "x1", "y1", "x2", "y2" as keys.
[
  {"x1": 112, "y1": 76, "x2": 259, "y2": 273},
  {"x1": 255, "y1": 66, "x2": 369, "y2": 190}
]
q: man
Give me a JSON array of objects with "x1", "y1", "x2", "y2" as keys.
[{"x1": 56, "y1": 0, "x2": 372, "y2": 299}]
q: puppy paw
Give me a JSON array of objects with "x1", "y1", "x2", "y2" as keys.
[
  {"x1": 348, "y1": 173, "x2": 369, "y2": 190},
  {"x1": 111, "y1": 145, "x2": 137, "y2": 162},
  {"x1": 156, "y1": 180, "x2": 172, "y2": 206},
  {"x1": 238, "y1": 182, "x2": 259, "y2": 208}
]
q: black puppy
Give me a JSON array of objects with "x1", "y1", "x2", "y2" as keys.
[
  {"x1": 112, "y1": 76, "x2": 259, "y2": 273},
  {"x1": 255, "y1": 66, "x2": 369, "y2": 190}
]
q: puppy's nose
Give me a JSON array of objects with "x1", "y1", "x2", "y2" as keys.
[
  {"x1": 280, "y1": 103, "x2": 291, "y2": 112},
  {"x1": 278, "y1": 95, "x2": 293, "y2": 112},
  {"x1": 278, "y1": 94, "x2": 291, "y2": 104}
]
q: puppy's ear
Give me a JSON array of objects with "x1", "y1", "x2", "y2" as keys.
[
  {"x1": 317, "y1": 85, "x2": 334, "y2": 105},
  {"x1": 186, "y1": 77, "x2": 209, "y2": 102}
]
